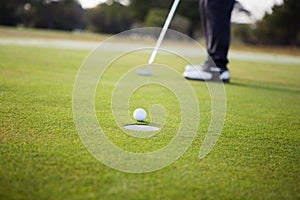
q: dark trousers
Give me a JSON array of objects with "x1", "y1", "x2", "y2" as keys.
[{"x1": 200, "y1": 0, "x2": 235, "y2": 69}]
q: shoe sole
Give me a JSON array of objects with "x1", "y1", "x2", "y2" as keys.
[{"x1": 185, "y1": 77, "x2": 230, "y2": 83}]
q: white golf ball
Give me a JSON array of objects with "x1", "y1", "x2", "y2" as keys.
[{"x1": 133, "y1": 108, "x2": 147, "y2": 122}]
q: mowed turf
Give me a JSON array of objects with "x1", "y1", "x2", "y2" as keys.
[{"x1": 0, "y1": 38, "x2": 300, "y2": 199}]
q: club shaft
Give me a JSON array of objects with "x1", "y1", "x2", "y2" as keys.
[{"x1": 148, "y1": 0, "x2": 180, "y2": 65}]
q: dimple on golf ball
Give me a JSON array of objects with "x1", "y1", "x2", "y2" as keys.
[{"x1": 133, "y1": 108, "x2": 147, "y2": 122}]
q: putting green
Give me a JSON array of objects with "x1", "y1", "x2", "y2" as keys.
[{"x1": 0, "y1": 30, "x2": 299, "y2": 199}]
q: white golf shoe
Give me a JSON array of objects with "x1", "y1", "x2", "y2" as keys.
[{"x1": 183, "y1": 65, "x2": 230, "y2": 83}]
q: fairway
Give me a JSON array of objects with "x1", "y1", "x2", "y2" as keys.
[{"x1": 0, "y1": 29, "x2": 300, "y2": 199}]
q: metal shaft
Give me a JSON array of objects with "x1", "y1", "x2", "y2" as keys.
[{"x1": 148, "y1": 0, "x2": 181, "y2": 65}]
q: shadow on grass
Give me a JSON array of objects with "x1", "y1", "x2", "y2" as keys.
[{"x1": 230, "y1": 79, "x2": 300, "y2": 94}]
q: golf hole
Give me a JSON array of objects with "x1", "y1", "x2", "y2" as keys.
[{"x1": 124, "y1": 124, "x2": 160, "y2": 132}]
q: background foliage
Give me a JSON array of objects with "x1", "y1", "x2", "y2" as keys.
[{"x1": 0, "y1": 0, "x2": 299, "y2": 46}]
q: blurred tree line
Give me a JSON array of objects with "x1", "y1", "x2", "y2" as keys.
[
  {"x1": 0, "y1": 0, "x2": 299, "y2": 46},
  {"x1": 0, "y1": 0, "x2": 86, "y2": 30},
  {"x1": 233, "y1": 0, "x2": 299, "y2": 46}
]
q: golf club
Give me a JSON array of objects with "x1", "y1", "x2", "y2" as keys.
[{"x1": 136, "y1": 0, "x2": 181, "y2": 76}]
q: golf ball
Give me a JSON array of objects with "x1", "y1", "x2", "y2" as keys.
[{"x1": 133, "y1": 108, "x2": 147, "y2": 122}]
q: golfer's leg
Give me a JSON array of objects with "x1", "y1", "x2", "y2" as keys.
[{"x1": 201, "y1": 0, "x2": 235, "y2": 69}]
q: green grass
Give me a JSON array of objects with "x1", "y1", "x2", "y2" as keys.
[
  {"x1": 0, "y1": 35, "x2": 300, "y2": 199},
  {"x1": 0, "y1": 25, "x2": 110, "y2": 41}
]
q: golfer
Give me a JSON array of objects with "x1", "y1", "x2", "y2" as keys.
[{"x1": 183, "y1": 0, "x2": 235, "y2": 83}]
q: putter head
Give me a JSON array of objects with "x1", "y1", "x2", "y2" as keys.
[{"x1": 136, "y1": 69, "x2": 153, "y2": 76}]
